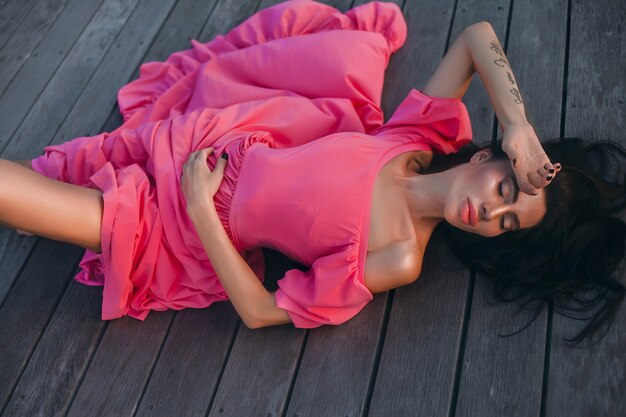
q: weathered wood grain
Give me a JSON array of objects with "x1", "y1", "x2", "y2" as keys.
[
  {"x1": 546, "y1": 0, "x2": 626, "y2": 415},
  {"x1": 0, "y1": 240, "x2": 83, "y2": 412},
  {"x1": 455, "y1": 277, "x2": 548, "y2": 417},
  {"x1": 353, "y1": 0, "x2": 402, "y2": 7},
  {"x1": 0, "y1": 0, "x2": 103, "y2": 146},
  {"x1": 1, "y1": 280, "x2": 105, "y2": 417},
  {"x1": 0, "y1": 0, "x2": 72, "y2": 95},
  {"x1": 0, "y1": 0, "x2": 38, "y2": 51},
  {"x1": 48, "y1": 0, "x2": 178, "y2": 141},
  {"x1": 207, "y1": 324, "x2": 306, "y2": 417},
  {"x1": 378, "y1": 0, "x2": 458, "y2": 118},
  {"x1": 283, "y1": 294, "x2": 387, "y2": 416},
  {"x1": 563, "y1": 0, "x2": 625, "y2": 141},
  {"x1": 260, "y1": 0, "x2": 353, "y2": 13},
  {"x1": 64, "y1": 311, "x2": 174, "y2": 417},
  {"x1": 133, "y1": 304, "x2": 239, "y2": 417},
  {"x1": 368, "y1": 234, "x2": 470, "y2": 416},
  {"x1": 0, "y1": 231, "x2": 34, "y2": 307},
  {"x1": 1, "y1": 0, "x2": 140, "y2": 159}
]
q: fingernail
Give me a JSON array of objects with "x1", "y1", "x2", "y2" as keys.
[
  {"x1": 221, "y1": 153, "x2": 228, "y2": 160},
  {"x1": 555, "y1": 163, "x2": 561, "y2": 169},
  {"x1": 546, "y1": 175, "x2": 552, "y2": 181},
  {"x1": 549, "y1": 168, "x2": 554, "y2": 173}
]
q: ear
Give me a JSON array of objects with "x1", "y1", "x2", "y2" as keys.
[{"x1": 470, "y1": 148, "x2": 494, "y2": 164}]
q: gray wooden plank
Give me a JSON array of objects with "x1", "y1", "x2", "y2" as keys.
[
  {"x1": 1, "y1": 280, "x2": 106, "y2": 417},
  {"x1": 45, "y1": 0, "x2": 178, "y2": 143},
  {"x1": 0, "y1": 240, "x2": 83, "y2": 412},
  {"x1": 100, "y1": 0, "x2": 220, "y2": 137},
  {"x1": 259, "y1": 0, "x2": 353, "y2": 13},
  {"x1": 283, "y1": 294, "x2": 387, "y2": 417},
  {"x1": 0, "y1": 0, "x2": 103, "y2": 144},
  {"x1": 454, "y1": 1, "x2": 568, "y2": 416},
  {"x1": 455, "y1": 278, "x2": 548, "y2": 417},
  {"x1": 134, "y1": 305, "x2": 239, "y2": 417},
  {"x1": 198, "y1": 0, "x2": 263, "y2": 42},
  {"x1": 353, "y1": 0, "x2": 402, "y2": 7},
  {"x1": 378, "y1": 0, "x2": 458, "y2": 119},
  {"x1": 65, "y1": 311, "x2": 175, "y2": 417},
  {"x1": 0, "y1": 231, "x2": 34, "y2": 307},
  {"x1": 546, "y1": 0, "x2": 626, "y2": 415},
  {"x1": 0, "y1": 0, "x2": 141, "y2": 159},
  {"x1": 0, "y1": 0, "x2": 38, "y2": 51},
  {"x1": 207, "y1": 325, "x2": 306, "y2": 417},
  {"x1": 0, "y1": 0, "x2": 71, "y2": 96},
  {"x1": 448, "y1": 0, "x2": 511, "y2": 147},
  {"x1": 562, "y1": 0, "x2": 625, "y2": 142},
  {"x1": 369, "y1": 236, "x2": 470, "y2": 416}
]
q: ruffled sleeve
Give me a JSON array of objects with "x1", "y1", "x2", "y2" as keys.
[
  {"x1": 117, "y1": 0, "x2": 407, "y2": 125},
  {"x1": 274, "y1": 251, "x2": 374, "y2": 328},
  {"x1": 374, "y1": 89, "x2": 473, "y2": 154}
]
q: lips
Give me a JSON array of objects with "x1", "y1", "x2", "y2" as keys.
[
  {"x1": 462, "y1": 198, "x2": 479, "y2": 226},
  {"x1": 468, "y1": 198, "x2": 478, "y2": 226}
]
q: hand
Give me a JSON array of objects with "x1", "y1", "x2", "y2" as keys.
[
  {"x1": 501, "y1": 122, "x2": 561, "y2": 195},
  {"x1": 181, "y1": 147, "x2": 228, "y2": 213}
]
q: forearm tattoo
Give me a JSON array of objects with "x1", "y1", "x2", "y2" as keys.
[{"x1": 489, "y1": 40, "x2": 523, "y2": 104}]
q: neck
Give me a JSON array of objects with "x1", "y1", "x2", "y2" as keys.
[{"x1": 399, "y1": 167, "x2": 459, "y2": 224}]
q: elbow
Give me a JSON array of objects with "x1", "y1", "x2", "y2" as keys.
[
  {"x1": 467, "y1": 21, "x2": 494, "y2": 32},
  {"x1": 242, "y1": 316, "x2": 268, "y2": 329},
  {"x1": 463, "y1": 21, "x2": 495, "y2": 38}
]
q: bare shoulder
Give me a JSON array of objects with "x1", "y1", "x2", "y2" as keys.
[{"x1": 364, "y1": 239, "x2": 423, "y2": 294}]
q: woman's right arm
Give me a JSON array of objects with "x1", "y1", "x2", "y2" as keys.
[
  {"x1": 423, "y1": 22, "x2": 557, "y2": 194},
  {"x1": 423, "y1": 21, "x2": 529, "y2": 128}
]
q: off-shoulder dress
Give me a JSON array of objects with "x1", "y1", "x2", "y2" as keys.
[{"x1": 31, "y1": 0, "x2": 472, "y2": 327}]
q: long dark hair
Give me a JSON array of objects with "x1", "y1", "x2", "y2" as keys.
[{"x1": 432, "y1": 138, "x2": 626, "y2": 344}]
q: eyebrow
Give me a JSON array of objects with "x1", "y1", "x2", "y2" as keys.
[{"x1": 510, "y1": 176, "x2": 521, "y2": 231}]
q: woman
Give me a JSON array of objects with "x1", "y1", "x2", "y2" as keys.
[{"x1": 0, "y1": 1, "x2": 622, "y2": 340}]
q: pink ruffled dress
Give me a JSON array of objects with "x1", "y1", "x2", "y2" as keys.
[{"x1": 31, "y1": 0, "x2": 472, "y2": 327}]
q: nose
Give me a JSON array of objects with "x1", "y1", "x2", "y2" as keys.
[{"x1": 481, "y1": 203, "x2": 511, "y2": 221}]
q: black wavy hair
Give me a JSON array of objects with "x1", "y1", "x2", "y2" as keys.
[{"x1": 430, "y1": 138, "x2": 626, "y2": 345}]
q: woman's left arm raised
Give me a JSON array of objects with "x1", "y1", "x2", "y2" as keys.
[
  {"x1": 182, "y1": 148, "x2": 292, "y2": 329},
  {"x1": 423, "y1": 22, "x2": 558, "y2": 194}
]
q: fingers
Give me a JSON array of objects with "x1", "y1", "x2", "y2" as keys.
[{"x1": 517, "y1": 161, "x2": 563, "y2": 195}]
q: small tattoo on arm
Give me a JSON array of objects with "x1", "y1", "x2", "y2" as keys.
[
  {"x1": 494, "y1": 57, "x2": 510, "y2": 68},
  {"x1": 510, "y1": 87, "x2": 523, "y2": 104},
  {"x1": 506, "y1": 71, "x2": 516, "y2": 85},
  {"x1": 490, "y1": 39, "x2": 521, "y2": 104},
  {"x1": 489, "y1": 40, "x2": 505, "y2": 58}
]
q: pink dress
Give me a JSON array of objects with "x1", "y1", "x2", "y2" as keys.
[{"x1": 31, "y1": 0, "x2": 472, "y2": 327}]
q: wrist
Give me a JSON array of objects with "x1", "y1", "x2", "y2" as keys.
[
  {"x1": 502, "y1": 118, "x2": 532, "y2": 134},
  {"x1": 187, "y1": 200, "x2": 219, "y2": 223}
]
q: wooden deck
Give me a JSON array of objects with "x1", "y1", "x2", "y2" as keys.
[{"x1": 0, "y1": 0, "x2": 624, "y2": 415}]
